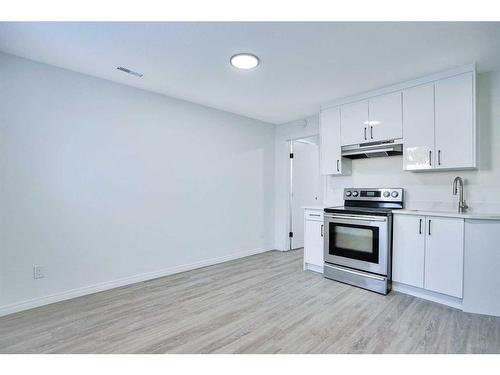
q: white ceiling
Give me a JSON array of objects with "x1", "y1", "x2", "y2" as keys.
[{"x1": 1, "y1": 22, "x2": 500, "y2": 124}]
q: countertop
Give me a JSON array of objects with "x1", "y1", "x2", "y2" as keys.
[
  {"x1": 394, "y1": 209, "x2": 500, "y2": 220},
  {"x1": 302, "y1": 205, "x2": 328, "y2": 210}
]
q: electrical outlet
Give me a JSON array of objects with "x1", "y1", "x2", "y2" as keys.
[{"x1": 33, "y1": 265, "x2": 45, "y2": 279}]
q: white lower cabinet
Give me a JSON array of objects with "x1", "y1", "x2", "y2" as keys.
[
  {"x1": 424, "y1": 217, "x2": 464, "y2": 298},
  {"x1": 393, "y1": 215, "x2": 425, "y2": 288},
  {"x1": 393, "y1": 214, "x2": 464, "y2": 299},
  {"x1": 303, "y1": 209, "x2": 324, "y2": 272}
]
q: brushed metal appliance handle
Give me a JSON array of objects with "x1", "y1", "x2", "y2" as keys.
[
  {"x1": 364, "y1": 127, "x2": 367, "y2": 140},
  {"x1": 324, "y1": 214, "x2": 387, "y2": 222},
  {"x1": 438, "y1": 150, "x2": 441, "y2": 166},
  {"x1": 429, "y1": 151, "x2": 432, "y2": 166},
  {"x1": 370, "y1": 126, "x2": 373, "y2": 139},
  {"x1": 324, "y1": 263, "x2": 386, "y2": 281},
  {"x1": 321, "y1": 224, "x2": 324, "y2": 237}
]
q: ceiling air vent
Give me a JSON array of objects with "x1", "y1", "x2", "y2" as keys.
[{"x1": 116, "y1": 66, "x2": 143, "y2": 78}]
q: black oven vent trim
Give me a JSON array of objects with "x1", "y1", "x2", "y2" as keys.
[{"x1": 328, "y1": 222, "x2": 380, "y2": 264}]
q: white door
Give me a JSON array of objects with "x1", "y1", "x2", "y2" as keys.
[
  {"x1": 291, "y1": 138, "x2": 321, "y2": 249},
  {"x1": 320, "y1": 106, "x2": 342, "y2": 175},
  {"x1": 304, "y1": 218, "x2": 324, "y2": 267},
  {"x1": 392, "y1": 215, "x2": 425, "y2": 288},
  {"x1": 340, "y1": 101, "x2": 369, "y2": 146},
  {"x1": 402, "y1": 84, "x2": 435, "y2": 170},
  {"x1": 424, "y1": 217, "x2": 464, "y2": 298},
  {"x1": 368, "y1": 91, "x2": 403, "y2": 142},
  {"x1": 435, "y1": 72, "x2": 475, "y2": 169}
]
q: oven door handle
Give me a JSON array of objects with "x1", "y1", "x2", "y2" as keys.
[{"x1": 324, "y1": 214, "x2": 387, "y2": 222}]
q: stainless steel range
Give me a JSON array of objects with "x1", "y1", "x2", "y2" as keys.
[{"x1": 323, "y1": 188, "x2": 404, "y2": 295}]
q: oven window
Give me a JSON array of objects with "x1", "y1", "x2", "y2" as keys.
[{"x1": 329, "y1": 223, "x2": 379, "y2": 263}]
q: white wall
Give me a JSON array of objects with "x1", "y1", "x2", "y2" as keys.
[
  {"x1": 0, "y1": 52, "x2": 275, "y2": 314},
  {"x1": 323, "y1": 70, "x2": 500, "y2": 212},
  {"x1": 274, "y1": 116, "x2": 320, "y2": 251}
]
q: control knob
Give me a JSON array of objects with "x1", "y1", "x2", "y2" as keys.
[
  {"x1": 345, "y1": 191, "x2": 352, "y2": 197},
  {"x1": 391, "y1": 191, "x2": 399, "y2": 198},
  {"x1": 352, "y1": 191, "x2": 359, "y2": 197},
  {"x1": 383, "y1": 191, "x2": 390, "y2": 198}
]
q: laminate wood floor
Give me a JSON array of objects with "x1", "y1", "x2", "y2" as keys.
[{"x1": 1, "y1": 249, "x2": 499, "y2": 353}]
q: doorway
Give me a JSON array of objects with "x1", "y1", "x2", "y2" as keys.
[{"x1": 289, "y1": 135, "x2": 321, "y2": 250}]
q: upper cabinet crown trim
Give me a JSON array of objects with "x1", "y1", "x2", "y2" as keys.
[{"x1": 321, "y1": 63, "x2": 476, "y2": 110}]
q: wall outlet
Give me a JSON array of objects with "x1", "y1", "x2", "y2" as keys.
[{"x1": 33, "y1": 265, "x2": 45, "y2": 279}]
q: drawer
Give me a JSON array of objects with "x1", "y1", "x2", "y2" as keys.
[{"x1": 305, "y1": 211, "x2": 324, "y2": 221}]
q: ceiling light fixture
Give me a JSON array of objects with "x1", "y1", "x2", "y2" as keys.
[
  {"x1": 116, "y1": 66, "x2": 143, "y2": 77},
  {"x1": 230, "y1": 53, "x2": 260, "y2": 70}
]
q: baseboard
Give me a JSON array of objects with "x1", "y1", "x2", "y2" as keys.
[
  {"x1": 0, "y1": 247, "x2": 270, "y2": 317},
  {"x1": 392, "y1": 281, "x2": 463, "y2": 310},
  {"x1": 304, "y1": 263, "x2": 323, "y2": 274}
]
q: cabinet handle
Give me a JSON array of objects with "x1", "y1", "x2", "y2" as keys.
[
  {"x1": 438, "y1": 150, "x2": 441, "y2": 166},
  {"x1": 321, "y1": 224, "x2": 324, "y2": 237},
  {"x1": 419, "y1": 218, "x2": 422, "y2": 234},
  {"x1": 429, "y1": 151, "x2": 432, "y2": 166},
  {"x1": 364, "y1": 127, "x2": 367, "y2": 140},
  {"x1": 370, "y1": 126, "x2": 373, "y2": 139},
  {"x1": 309, "y1": 214, "x2": 321, "y2": 217},
  {"x1": 336, "y1": 159, "x2": 340, "y2": 172},
  {"x1": 428, "y1": 219, "x2": 431, "y2": 236}
]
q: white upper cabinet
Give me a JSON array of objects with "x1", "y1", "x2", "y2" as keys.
[
  {"x1": 340, "y1": 101, "x2": 369, "y2": 146},
  {"x1": 434, "y1": 72, "x2": 475, "y2": 170},
  {"x1": 320, "y1": 106, "x2": 351, "y2": 175},
  {"x1": 320, "y1": 64, "x2": 476, "y2": 173},
  {"x1": 368, "y1": 91, "x2": 403, "y2": 142},
  {"x1": 402, "y1": 71, "x2": 476, "y2": 171},
  {"x1": 424, "y1": 217, "x2": 464, "y2": 298},
  {"x1": 402, "y1": 84, "x2": 435, "y2": 170}
]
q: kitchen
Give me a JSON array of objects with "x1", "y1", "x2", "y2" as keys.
[{"x1": 301, "y1": 64, "x2": 500, "y2": 317}]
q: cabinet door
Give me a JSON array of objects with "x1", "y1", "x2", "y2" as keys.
[
  {"x1": 435, "y1": 72, "x2": 475, "y2": 169},
  {"x1": 392, "y1": 215, "x2": 425, "y2": 288},
  {"x1": 402, "y1": 84, "x2": 435, "y2": 170},
  {"x1": 424, "y1": 217, "x2": 464, "y2": 298},
  {"x1": 304, "y1": 219, "x2": 324, "y2": 267},
  {"x1": 320, "y1": 106, "x2": 342, "y2": 175},
  {"x1": 340, "y1": 101, "x2": 369, "y2": 146},
  {"x1": 368, "y1": 91, "x2": 403, "y2": 142}
]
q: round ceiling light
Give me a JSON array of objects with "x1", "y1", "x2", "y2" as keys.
[{"x1": 230, "y1": 53, "x2": 260, "y2": 70}]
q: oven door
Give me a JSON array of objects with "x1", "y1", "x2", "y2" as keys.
[{"x1": 324, "y1": 213, "x2": 389, "y2": 275}]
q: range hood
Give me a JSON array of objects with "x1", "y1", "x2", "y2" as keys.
[{"x1": 341, "y1": 140, "x2": 403, "y2": 159}]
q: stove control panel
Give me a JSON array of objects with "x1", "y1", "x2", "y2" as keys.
[{"x1": 344, "y1": 188, "x2": 404, "y2": 202}]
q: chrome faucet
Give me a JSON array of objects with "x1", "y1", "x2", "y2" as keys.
[{"x1": 453, "y1": 176, "x2": 468, "y2": 213}]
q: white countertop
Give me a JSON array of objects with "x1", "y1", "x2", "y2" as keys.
[
  {"x1": 395, "y1": 209, "x2": 500, "y2": 220},
  {"x1": 302, "y1": 205, "x2": 328, "y2": 210},
  {"x1": 302, "y1": 203, "x2": 500, "y2": 220}
]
